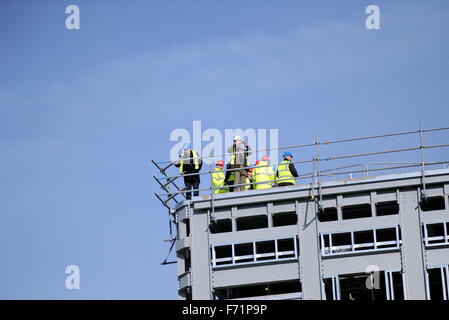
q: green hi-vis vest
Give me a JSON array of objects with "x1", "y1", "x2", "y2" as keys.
[
  {"x1": 253, "y1": 160, "x2": 275, "y2": 190},
  {"x1": 179, "y1": 150, "x2": 200, "y2": 174},
  {"x1": 277, "y1": 160, "x2": 295, "y2": 185},
  {"x1": 212, "y1": 168, "x2": 228, "y2": 194}
]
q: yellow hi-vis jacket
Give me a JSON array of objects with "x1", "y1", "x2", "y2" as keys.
[
  {"x1": 212, "y1": 167, "x2": 228, "y2": 194},
  {"x1": 253, "y1": 160, "x2": 275, "y2": 190},
  {"x1": 244, "y1": 177, "x2": 251, "y2": 191},
  {"x1": 179, "y1": 150, "x2": 200, "y2": 174},
  {"x1": 277, "y1": 160, "x2": 295, "y2": 185}
]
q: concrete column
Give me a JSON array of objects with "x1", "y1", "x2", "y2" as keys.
[
  {"x1": 336, "y1": 195, "x2": 343, "y2": 221},
  {"x1": 298, "y1": 200, "x2": 322, "y2": 299},
  {"x1": 399, "y1": 189, "x2": 427, "y2": 299},
  {"x1": 190, "y1": 210, "x2": 212, "y2": 299}
]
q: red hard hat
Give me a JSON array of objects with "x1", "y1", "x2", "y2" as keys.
[
  {"x1": 216, "y1": 160, "x2": 224, "y2": 166},
  {"x1": 262, "y1": 155, "x2": 270, "y2": 161},
  {"x1": 249, "y1": 168, "x2": 253, "y2": 172},
  {"x1": 255, "y1": 160, "x2": 260, "y2": 166}
]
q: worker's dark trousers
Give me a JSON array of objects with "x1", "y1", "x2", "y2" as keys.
[
  {"x1": 184, "y1": 175, "x2": 200, "y2": 200},
  {"x1": 278, "y1": 182, "x2": 294, "y2": 187}
]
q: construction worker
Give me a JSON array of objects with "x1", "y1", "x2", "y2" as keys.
[
  {"x1": 174, "y1": 143, "x2": 202, "y2": 200},
  {"x1": 252, "y1": 156, "x2": 275, "y2": 190},
  {"x1": 225, "y1": 169, "x2": 235, "y2": 192},
  {"x1": 212, "y1": 160, "x2": 228, "y2": 194},
  {"x1": 226, "y1": 135, "x2": 252, "y2": 192},
  {"x1": 246, "y1": 168, "x2": 254, "y2": 190},
  {"x1": 276, "y1": 151, "x2": 299, "y2": 186}
]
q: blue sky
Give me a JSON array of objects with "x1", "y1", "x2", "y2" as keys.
[{"x1": 1, "y1": 0, "x2": 449, "y2": 299}]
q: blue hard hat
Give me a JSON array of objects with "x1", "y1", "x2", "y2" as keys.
[
  {"x1": 283, "y1": 151, "x2": 293, "y2": 158},
  {"x1": 183, "y1": 143, "x2": 192, "y2": 150}
]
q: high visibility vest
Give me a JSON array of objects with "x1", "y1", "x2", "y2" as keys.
[
  {"x1": 212, "y1": 168, "x2": 228, "y2": 194},
  {"x1": 179, "y1": 150, "x2": 200, "y2": 174},
  {"x1": 277, "y1": 160, "x2": 295, "y2": 185},
  {"x1": 253, "y1": 161, "x2": 275, "y2": 190},
  {"x1": 229, "y1": 146, "x2": 249, "y2": 168},
  {"x1": 244, "y1": 177, "x2": 252, "y2": 191}
]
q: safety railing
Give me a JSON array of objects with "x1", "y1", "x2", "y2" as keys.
[
  {"x1": 153, "y1": 124, "x2": 449, "y2": 264},
  {"x1": 153, "y1": 125, "x2": 449, "y2": 205}
]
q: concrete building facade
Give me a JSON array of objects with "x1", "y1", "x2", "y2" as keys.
[{"x1": 174, "y1": 169, "x2": 449, "y2": 300}]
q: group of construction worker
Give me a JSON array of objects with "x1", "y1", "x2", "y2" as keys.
[{"x1": 174, "y1": 135, "x2": 298, "y2": 199}]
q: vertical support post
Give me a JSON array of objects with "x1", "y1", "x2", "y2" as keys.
[
  {"x1": 373, "y1": 229, "x2": 377, "y2": 250},
  {"x1": 274, "y1": 238, "x2": 278, "y2": 260},
  {"x1": 320, "y1": 234, "x2": 324, "y2": 255},
  {"x1": 425, "y1": 269, "x2": 431, "y2": 300},
  {"x1": 441, "y1": 267, "x2": 447, "y2": 300},
  {"x1": 321, "y1": 280, "x2": 326, "y2": 300},
  {"x1": 298, "y1": 201, "x2": 322, "y2": 299},
  {"x1": 190, "y1": 209, "x2": 213, "y2": 299},
  {"x1": 335, "y1": 276, "x2": 341, "y2": 300},
  {"x1": 315, "y1": 137, "x2": 324, "y2": 211},
  {"x1": 167, "y1": 184, "x2": 174, "y2": 241},
  {"x1": 402, "y1": 272, "x2": 407, "y2": 300},
  {"x1": 443, "y1": 266, "x2": 449, "y2": 295},
  {"x1": 253, "y1": 241, "x2": 257, "y2": 262},
  {"x1": 444, "y1": 222, "x2": 448, "y2": 245},
  {"x1": 419, "y1": 121, "x2": 427, "y2": 200},
  {"x1": 399, "y1": 189, "x2": 427, "y2": 299},
  {"x1": 423, "y1": 223, "x2": 429, "y2": 247},
  {"x1": 389, "y1": 272, "x2": 395, "y2": 300},
  {"x1": 332, "y1": 277, "x2": 336, "y2": 300},
  {"x1": 294, "y1": 235, "x2": 298, "y2": 258},
  {"x1": 209, "y1": 154, "x2": 216, "y2": 222},
  {"x1": 211, "y1": 245, "x2": 216, "y2": 267},
  {"x1": 385, "y1": 271, "x2": 391, "y2": 300},
  {"x1": 350, "y1": 231, "x2": 355, "y2": 252},
  {"x1": 396, "y1": 225, "x2": 400, "y2": 249}
]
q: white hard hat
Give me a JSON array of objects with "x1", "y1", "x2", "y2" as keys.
[{"x1": 233, "y1": 135, "x2": 242, "y2": 141}]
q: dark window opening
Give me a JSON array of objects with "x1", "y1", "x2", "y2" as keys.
[
  {"x1": 209, "y1": 219, "x2": 232, "y2": 234},
  {"x1": 427, "y1": 268, "x2": 445, "y2": 300},
  {"x1": 426, "y1": 223, "x2": 445, "y2": 245},
  {"x1": 421, "y1": 196, "x2": 445, "y2": 211},
  {"x1": 354, "y1": 230, "x2": 375, "y2": 251},
  {"x1": 184, "y1": 249, "x2": 191, "y2": 272},
  {"x1": 342, "y1": 204, "x2": 372, "y2": 220},
  {"x1": 376, "y1": 228, "x2": 398, "y2": 248},
  {"x1": 340, "y1": 273, "x2": 387, "y2": 301},
  {"x1": 392, "y1": 272, "x2": 405, "y2": 300},
  {"x1": 331, "y1": 233, "x2": 352, "y2": 253},
  {"x1": 321, "y1": 234, "x2": 330, "y2": 253},
  {"x1": 318, "y1": 207, "x2": 338, "y2": 222},
  {"x1": 234, "y1": 243, "x2": 254, "y2": 264},
  {"x1": 236, "y1": 215, "x2": 268, "y2": 231},
  {"x1": 184, "y1": 287, "x2": 192, "y2": 300},
  {"x1": 215, "y1": 245, "x2": 232, "y2": 265},
  {"x1": 272, "y1": 211, "x2": 298, "y2": 227},
  {"x1": 277, "y1": 238, "x2": 295, "y2": 258},
  {"x1": 185, "y1": 219, "x2": 190, "y2": 237},
  {"x1": 256, "y1": 240, "x2": 275, "y2": 261},
  {"x1": 376, "y1": 201, "x2": 399, "y2": 216},
  {"x1": 213, "y1": 280, "x2": 301, "y2": 300},
  {"x1": 323, "y1": 278, "x2": 335, "y2": 300}
]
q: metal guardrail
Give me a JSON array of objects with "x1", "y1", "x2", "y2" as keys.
[
  {"x1": 153, "y1": 125, "x2": 449, "y2": 200},
  {"x1": 152, "y1": 125, "x2": 449, "y2": 264}
]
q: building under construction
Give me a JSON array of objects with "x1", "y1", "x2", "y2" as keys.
[{"x1": 153, "y1": 126, "x2": 449, "y2": 300}]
